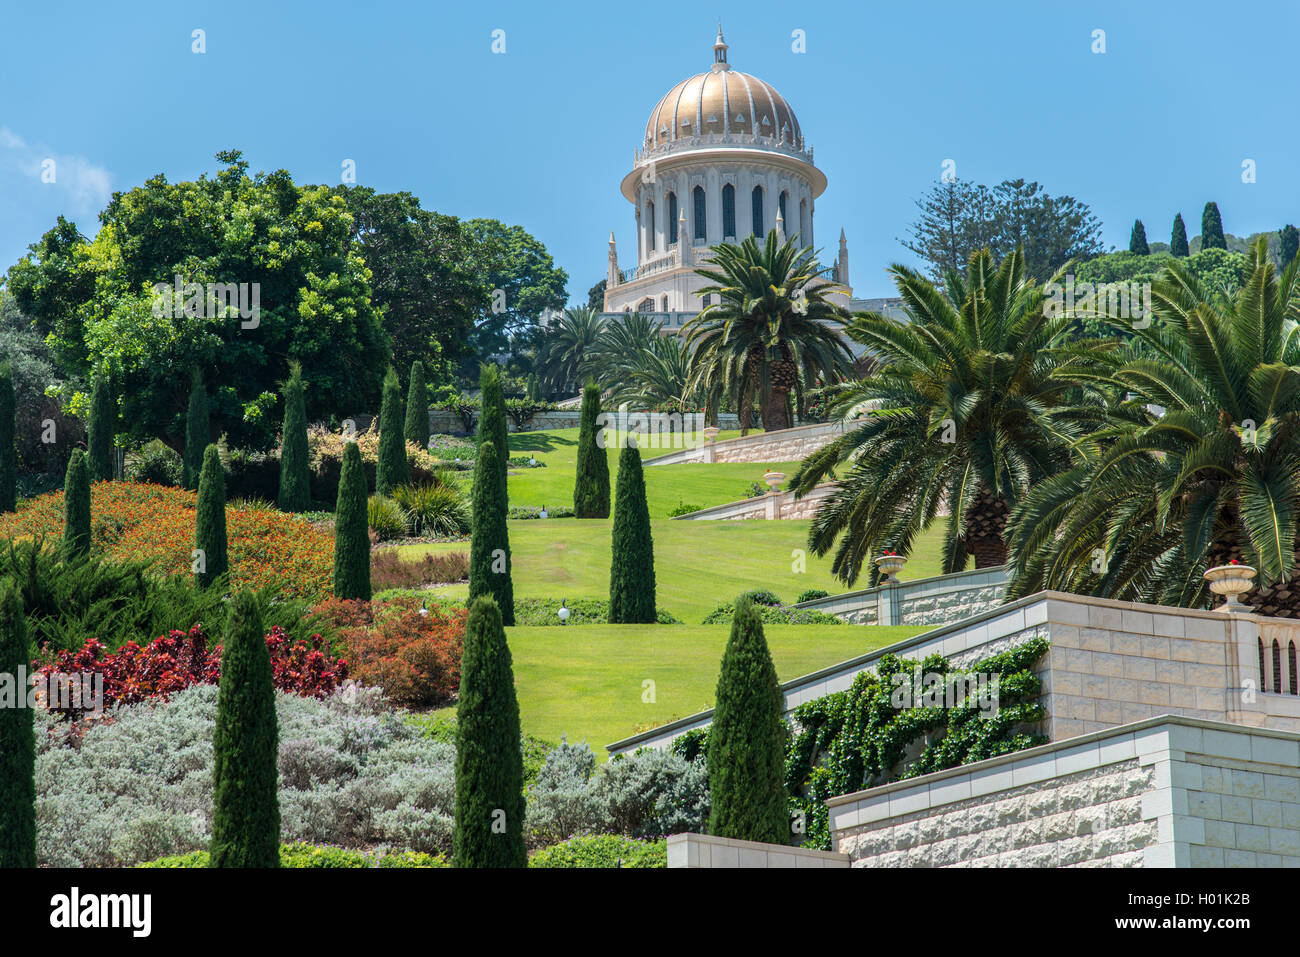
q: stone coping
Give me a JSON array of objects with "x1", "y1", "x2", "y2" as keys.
[
  {"x1": 666, "y1": 832, "x2": 850, "y2": 868},
  {"x1": 824, "y1": 713, "x2": 1300, "y2": 813},
  {"x1": 670, "y1": 482, "x2": 837, "y2": 520},
  {"x1": 794, "y1": 565, "x2": 1009, "y2": 609},
  {"x1": 604, "y1": 590, "x2": 1300, "y2": 756},
  {"x1": 645, "y1": 420, "x2": 841, "y2": 466}
]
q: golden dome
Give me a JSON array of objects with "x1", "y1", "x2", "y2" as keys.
[{"x1": 641, "y1": 33, "x2": 803, "y2": 152}]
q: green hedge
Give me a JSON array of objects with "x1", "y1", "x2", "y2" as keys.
[
  {"x1": 139, "y1": 843, "x2": 450, "y2": 868},
  {"x1": 528, "y1": 835, "x2": 666, "y2": 868}
]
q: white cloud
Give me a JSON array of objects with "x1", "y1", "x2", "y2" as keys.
[{"x1": 0, "y1": 126, "x2": 113, "y2": 214}]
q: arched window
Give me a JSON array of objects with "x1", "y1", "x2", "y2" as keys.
[
  {"x1": 638, "y1": 297, "x2": 655, "y2": 312},
  {"x1": 1273, "y1": 639, "x2": 1283, "y2": 694},
  {"x1": 660, "y1": 295, "x2": 669, "y2": 312},
  {"x1": 751, "y1": 185, "x2": 764, "y2": 237},
  {"x1": 667, "y1": 192, "x2": 678, "y2": 245},
  {"x1": 646, "y1": 201, "x2": 656, "y2": 252},
  {"x1": 693, "y1": 186, "x2": 706, "y2": 241},
  {"x1": 722, "y1": 184, "x2": 736, "y2": 238},
  {"x1": 779, "y1": 190, "x2": 789, "y2": 230},
  {"x1": 1259, "y1": 638, "x2": 1266, "y2": 689},
  {"x1": 799, "y1": 197, "x2": 809, "y2": 244},
  {"x1": 1290, "y1": 641, "x2": 1298, "y2": 695},
  {"x1": 701, "y1": 293, "x2": 711, "y2": 307}
]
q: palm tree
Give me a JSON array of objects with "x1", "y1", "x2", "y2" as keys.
[
  {"x1": 685, "y1": 231, "x2": 853, "y2": 434},
  {"x1": 536, "y1": 306, "x2": 605, "y2": 395},
  {"x1": 588, "y1": 312, "x2": 661, "y2": 387},
  {"x1": 790, "y1": 248, "x2": 1108, "y2": 586},
  {"x1": 1009, "y1": 239, "x2": 1300, "y2": 616},
  {"x1": 608, "y1": 334, "x2": 696, "y2": 411}
]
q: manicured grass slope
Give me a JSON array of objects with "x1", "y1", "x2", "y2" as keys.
[{"x1": 437, "y1": 623, "x2": 924, "y2": 753}]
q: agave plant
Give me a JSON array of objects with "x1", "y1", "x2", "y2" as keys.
[
  {"x1": 685, "y1": 231, "x2": 853, "y2": 433},
  {"x1": 790, "y1": 248, "x2": 1109, "y2": 586},
  {"x1": 1008, "y1": 238, "x2": 1300, "y2": 615}
]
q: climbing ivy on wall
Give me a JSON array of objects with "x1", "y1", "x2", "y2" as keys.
[{"x1": 672, "y1": 638, "x2": 1049, "y2": 849}]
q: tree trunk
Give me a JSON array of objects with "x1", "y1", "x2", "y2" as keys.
[
  {"x1": 962, "y1": 485, "x2": 1009, "y2": 568},
  {"x1": 760, "y1": 389, "x2": 791, "y2": 432}
]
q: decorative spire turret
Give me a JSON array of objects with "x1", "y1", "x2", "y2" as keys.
[
  {"x1": 607, "y1": 230, "x2": 619, "y2": 290},
  {"x1": 711, "y1": 24, "x2": 730, "y2": 72},
  {"x1": 838, "y1": 229, "x2": 849, "y2": 286}
]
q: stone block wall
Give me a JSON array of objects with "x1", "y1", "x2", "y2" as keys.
[
  {"x1": 797, "y1": 567, "x2": 1008, "y2": 627},
  {"x1": 666, "y1": 833, "x2": 849, "y2": 868},
  {"x1": 671, "y1": 483, "x2": 837, "y2": 521},
  {"x1": 647, "y1": 421, "x2": 842, "y2": 466}
]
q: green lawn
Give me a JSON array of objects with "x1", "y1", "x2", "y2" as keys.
[
  {"x1": 403, "y1": 518, "x2": 946, "y2": 623},
  {"x1": 434, "y1": 622, "x2": 925, "y2": 752},
  {"x1": 504, "y1": 427, "x2": 804, "y2": 516}
]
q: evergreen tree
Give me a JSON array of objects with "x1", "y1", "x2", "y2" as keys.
[
  {"x1": 1201, "y1": 202, "x2": 1227, "y2": 250},
  {"x1": 0, "y1": 581, "x2": 35, "y2": 868},
  {"x1": 63, "y1": 449, "x2": 90, "y2": 560},
  {"x1": 1281, "y1": 225, "x2": 1299, "y2": 268},
  {"x1": 1128, "y1": 219, "x2": 1149, "y2": 256},
  {"x1": 376, "y1": 366, "x2": 408, "y2": 496},
  {"x1": 573, "y1": 383, "x2": 610, "y2": 518},
  {"x1": 706, "y1": 596, "x2": 788, "y2": 844},
  {"x1": 87, "y1": 373, "x2": 115, "y2": 481},
  {"x1": 608, "y1": 441, "x2": 656, "y2": 623},
  {"x1": 1171, "y1": 213, "x2": 1190, "y2": 257},
  {"x1": 0, "y1": 363, "x2": 15, "y2": 514},
  {"x1": 332, "y1": 442, "x2": 371, "y2": 600},
  {"x1": 468, "y1": 439, "x2": 514, "y2": 624},
  {"x1": 404, "y1": 361, "x2": 430, "y2": 451},
  {"x1": 183, "y1": 373, "x2": 209, "y2": 490},
  {"x1": 277, "y1": 362, "x2": 310, "y2": 512},
  {"x1": 453, "y1": 595, "x2": 526, "y2": 868},
  {"x1": 209, "y1": 588, "x2": 280, "y2": 868},
  {"x1": 477, "y1": 363, "x2": 509, "y2": 502},
  {"x1": 195, "y1": 444, "x2": 229, "y2": 589}
]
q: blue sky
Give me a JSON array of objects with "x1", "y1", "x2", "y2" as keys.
[{"x1": 1, "y1": 0, "x2": 1297, "y2": 300}]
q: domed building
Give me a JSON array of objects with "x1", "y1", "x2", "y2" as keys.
[{"x1": 602, "y1": 28, "x2": 854, "y2": 325}]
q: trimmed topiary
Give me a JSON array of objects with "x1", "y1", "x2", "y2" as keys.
[
  {"x1": 333, "y1": 441, "x2": 371, "y2": 600},
  {"x1": 210, "y1": 588, "x2": 281, "y2": 868},
  {"x1": 376, "y1": 367, "x2": 408, "y2": 496},
  {"x1": 608, "y1": 441, "x2": 655, "y2": 623},
  {"x1": 195, "y1": 444, "x2": 229, "y2": 589},
  {"x1": 453, "y1": 595, "x2": 526, "y2": 868},
  {"x1": 477, "y1": 363, "x2": 509, "y2": 503},
  {"x1": 1129, "y1": 220, "x2": 1149, "y2": 256},
  {"x1": 183, "y1": 374, "x2": 209, "y2": 490},
  {"x1": 277, "y1": 362, "x2": 310, "y2": 512},
  {"x1": 1201, "y1": 201, "x2": 1226, "y2": 250},
  {"x1": 0, "y1": 362, "x2": 14, "y2": 513},
  {"x1": 706, "y1": 596, "x2": 788, "y2": 844},
  {"x1": 0, "y1": 580, "x2": 35, "y2": 868},
  {"x1": 87, "y1": 373, "x2": 115, "y2": 481},
  {"x1": 63, "y1": 449, "x2": 91, "y2": 560},
  {"x1": 573, "y1": 383, "x2": 610, "y2": 518},
  {"x1": 468, "y1": 439, "x2": 514, "y2": 624},
  {"x1": 404, "y1": 361, "x2": 430, "y2": 451},
  {"x1": 1171, "y1": 213, "x2": 1189, "y2": 257}
]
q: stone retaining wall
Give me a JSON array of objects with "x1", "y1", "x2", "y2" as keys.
[
  {"x1": 671, "y1": 484, "x2": 837, "y2": 520},
  {"x1": 646, "y1": 421, "x2": 842, "y2": 466},
  {"x1": 797, "y1": 566, "x2": 1008, "y2": 626}
]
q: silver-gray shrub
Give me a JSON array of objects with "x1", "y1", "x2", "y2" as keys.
[
  {"x1": 35, "y1": 683, "x2": 456, "y2": 866},
  {"x1": 525, "y1": 739, "x2": 708, "y2": 847}
]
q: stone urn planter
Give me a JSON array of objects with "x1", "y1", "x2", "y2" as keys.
[
  {"x1": 874, "y1": 553, "x2": 907, "y2": 583},
  {"x1": 703, "y1": 427, "x2": 720, "y2": 445},
  {"x1": 762, "y1": 471, "x2": 784, "y2": 492},
  {"x1": 1204, "y1": 562, "x2": 1256, "y2": 613}
]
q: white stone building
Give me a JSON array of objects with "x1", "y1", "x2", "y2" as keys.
[{"x1": 602, "y1": 28, "x2": 855, "y2": 327}]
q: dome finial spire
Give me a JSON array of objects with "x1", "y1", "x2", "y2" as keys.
[{"x1": 712, "y1": 23, "x2": 729, "y2": 71}]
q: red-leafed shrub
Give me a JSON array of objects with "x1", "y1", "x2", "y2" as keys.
[
  {"x1": 36, "y1": 624, "x2": 348, "y2": 718},
  {"x1": 313, "y1": 595, "x2": 465, "y2": 708}
]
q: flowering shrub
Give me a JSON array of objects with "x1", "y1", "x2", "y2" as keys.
[
  {"x1": 313, "y1": 595, "x2": 465, "y2": 707},
  {"x1": 37, "y1": 624, "x2": 348, "y2": 717},
  {"x1": 308, "y1": 422, "x2": 444, "y2": 498},
  {"x1": 0, "y1": 482, "x2": 334, "y2": 602}
]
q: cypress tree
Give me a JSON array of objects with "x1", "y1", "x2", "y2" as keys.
[
  {"x1": 706, "y1": 596, "x2": 788, "y2": 844},
  {"x1": 0, "y1": 363, "x2": 15, "y2": 514},
  {"x1": 210, "y1": 588, "x2": 280, "y2": 868},
  {"x1": 573, "y1": 383, "x2": 610, "y2": 518},
  {"x1": 195, "y1": 444, "x2": 229, "y2": 589},
  {"x1": 87, "y1": 373, "x2": 115, "y2": 481},
  {"x1": 453, "y1": 595, "x2": 526, "y2": 868},
  {"x1": 1201, "y1": 202, "x2": 1226, "y2": 250},
  {"x1": 468, "y1": 439, "x2": 514, "y2": 625},
  {"x1": 1281, "y1": 225, "x2": 1299, "y2": 268},
  {"x1": 1129, "y1": 220, "x2": 1149, "y2": 256},
  {"x1": 63, "y1": 449, "x2": 91, "y2": 561},
  {"x1": 404, "y1": 361, "x2": 430, "y2": 451},
  {"x1": 1171, "y1": 213, "x2": 1189, "y2": 257},
  {"x1": 477, "y1": 363, "x2": 509, "y2": 502},
  {"x1": 0, "y1": 581, "x2": 36, "y2": 868},
  {"x1": 332, "y1": 441, "x2": 371, "y2": 600},
  {"x1": 277, "y1": 362, "x2": 310, "y2": 512},
  {"x1": 183, "y1": 374, "x2": 208, "y2": 490},
  {"x1": 608, "y1": 441, "x2": 656, "y2": 623},
  {"x1": 376, "y1": 366, "x2": 408, "y2": 496}
]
